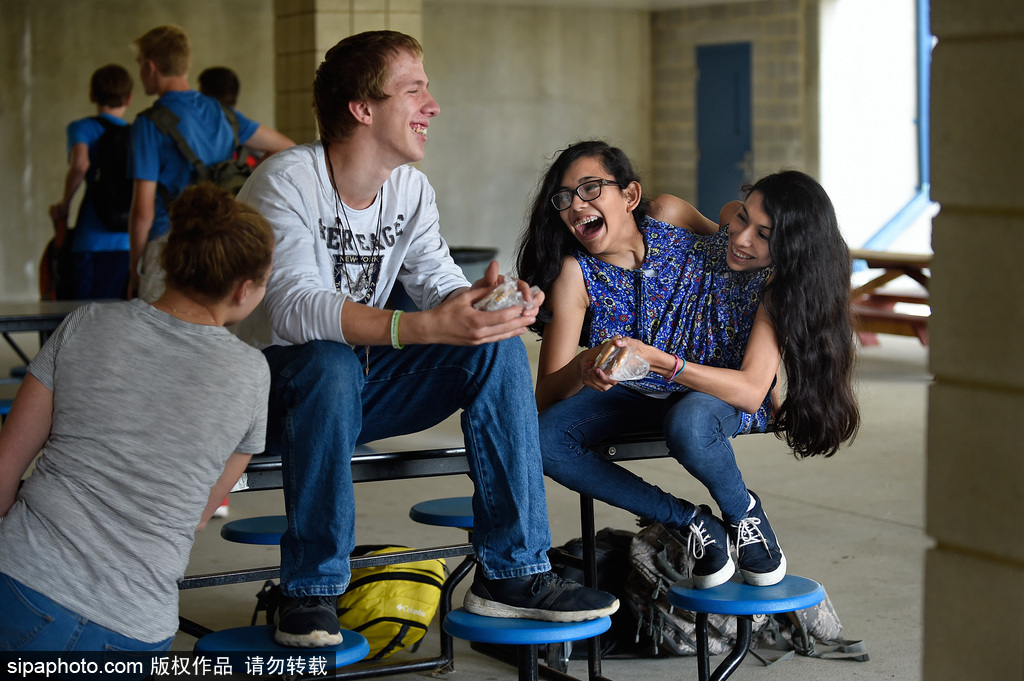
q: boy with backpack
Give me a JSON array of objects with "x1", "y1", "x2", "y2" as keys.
[
  {"x1": 49, "y1": 64, "x2": 134, "y2": 300},
  {"x1": 128, "y1": 25, "x2": 295, "y2": 301}
]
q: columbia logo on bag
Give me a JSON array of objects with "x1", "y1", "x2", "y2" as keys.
[{"x1": 396, "y1": 603, "x2": 427, "y2": 617}]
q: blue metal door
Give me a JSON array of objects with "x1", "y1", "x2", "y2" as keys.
[{"x1": 696, "y1": 43, "x2": 752, "y2": 217}]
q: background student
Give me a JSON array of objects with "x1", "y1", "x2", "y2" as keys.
[
  {"x1": 129, "y1": 25, "x2": 294, "y2": 301},
  {"x1": 49, "y1": 64, "x2": 134, "y2": 300}
]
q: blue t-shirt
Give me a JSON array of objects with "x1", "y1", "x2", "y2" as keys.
[
  {"x1": 575, "y1": 217, "x2": 773, "y2": 434},
  {"x1": 66, "y1": 114, "x2": 131, "y2": 253},
  {"x1": 130, "y1": 90, "x2": 259, "y2": 240}
]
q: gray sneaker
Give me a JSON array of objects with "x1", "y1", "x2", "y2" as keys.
[{"x1": 464, "y1": 570, "x2": 619, "y2": 622}]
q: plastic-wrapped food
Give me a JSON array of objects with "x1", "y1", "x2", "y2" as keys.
[
  {"x1": 594, "y1": 340, "x2": 650, "y2": 381},
  {"x1": 474, "y1": 278, "x2": 541, "y2": 312}
]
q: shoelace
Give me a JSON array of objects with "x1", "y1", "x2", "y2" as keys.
[
  {"x1": 735, "y1": 517, "x2": 775, "y2": 556},
  {"x1": 687, "y1": 518, "x2": 717, "y2": 560},
  {"x1": 294, "y1": 595, "x2": 336, "y2": 609},
  {"x1": 530, "y1": 571, "x2": 575, "y2": 595}
]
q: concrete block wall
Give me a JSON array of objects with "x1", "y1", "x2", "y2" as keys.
[
  {"x1": 273, "y1": 0, "x2": 424, "y2": 145},
  {"x1": 420, "y1": 3, "x2": 651, "y2": 270},
  {"x1": 924, "y1": 0, "x2": 1024, "y2": 678},
  {"x1": 650, "y1": 0, "x2": 817, "y2": 200},
  {"x1": 0, "y1": 0, "x2": 276, "y2": 301}
]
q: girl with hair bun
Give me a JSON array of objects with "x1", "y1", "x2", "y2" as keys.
[
  {"x1": 517, "y1": 141, "x2": 859, "y2": 591},
  {"x1": 0, "y1": 183, "x2": 273, "y2": 657},
  {"x1": 159, "y1": 182, "x2": 275, "y2": 318}
]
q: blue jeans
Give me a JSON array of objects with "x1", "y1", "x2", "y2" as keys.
[
  {"x1": 0, "y1": 573, "x2": 173, "y2": 654},
  {"x1": 539, "y1": 386, "x2": 752, "y2": 527},
  {"x1": 263, "y1": 339, "x2": 552, "y2": 597},
  {"x1": 73, "y1": 251, "x2": 129, "y2": 300}
]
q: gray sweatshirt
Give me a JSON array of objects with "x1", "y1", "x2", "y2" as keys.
[{"x1": 236, "y1": 142, "x2": 469, "y2": 348}]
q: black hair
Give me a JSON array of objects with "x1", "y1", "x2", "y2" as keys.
[
  {"x1": 198, "y1": 67, "x2": 240, "y2": 107},
  {"x1": 515, "y1": 140, "x2": 649, "y2": 335},
  {"x1": 90, "y1": 64, "x2": 132, "y2": 108},
  {"x1": 751, "y1": 170, "x2": 860, "y2": 457}
]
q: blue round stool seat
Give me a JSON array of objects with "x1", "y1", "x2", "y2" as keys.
[
  {"x1": 409, "y1": 496, "x2": 474, "y2": 529},
  {"x1": 443, "y1": 608, "x2": 610, "y2": 645},
  {"x1": 667, "y1": 575, "x2": 824, "y2": 681},
  {"x1": 220, "y1": 515, "x2": 288, "y2": 545},
  {"x1": 194, "y1": 625, "x2": 370, "y2": 669},
  {"x1": 667, "y1": 574, "x2": 824, "y2": 615},
  {"x1": 444, "y1": 609, "x2": 610, "y2": 681}
]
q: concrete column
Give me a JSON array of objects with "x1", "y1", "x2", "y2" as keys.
[
  {"x1": 273, "y1": 0, "x2": 423, "y2": 143},
  {"x1": 924, "y1": 1, "x2": 1024, "y2": 679}
]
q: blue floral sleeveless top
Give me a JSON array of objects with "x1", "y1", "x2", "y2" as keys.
[{"x1": 574, "y1": 216, "x2": 773, "y2": 434}]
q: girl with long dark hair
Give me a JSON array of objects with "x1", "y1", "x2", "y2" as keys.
[{"x1": 516, "y1": 140, "x2": 859, "y2": 589}]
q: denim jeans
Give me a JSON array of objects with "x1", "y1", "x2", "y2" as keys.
[
  {"x1": 539, "y1": 385, "x2": 752, "y2": 528},
  {"x1": 0, "y1": 573, "x2": 173, "y2": 655},
  {"x1": 263, "y1": 338, "x2": 552, "y2": 597}
]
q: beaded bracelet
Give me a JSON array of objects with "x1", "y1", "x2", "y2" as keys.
[{"x1": 390, "y1": 309, "x2": 404, "y2": 349}]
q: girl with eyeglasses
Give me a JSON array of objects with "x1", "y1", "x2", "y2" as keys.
[{"x1": 515, "y1": 140, "x2": 859, "y2": 589}]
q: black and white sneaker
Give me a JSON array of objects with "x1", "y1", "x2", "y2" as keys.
[
  {"x1": 273, "y1": 595, "x2": 343, "y2": 647},
  {"x1": 687, "y1": 505, "x2": 736, "y2": 589},
  {"x1": 464, "y1": 570, "x2": 619, "y2": 622},
  {"x1": 730, "y1": 491, "x2": 786, "y2": 587}
]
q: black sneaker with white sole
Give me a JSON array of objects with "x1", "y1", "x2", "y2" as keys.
[
  {"x1": 686, "y1": 505, "x2": 736, "y2": 589},
  {"x1": 464, "y1": 570, "x2": 619, "y2": 622},
  {"x1": 273, "y1": 595, "x2": 344, "y2": 648},
  {"x1": 730, "y1": 490, "x2": 787, "y2": 587}
]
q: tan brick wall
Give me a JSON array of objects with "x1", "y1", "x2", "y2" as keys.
[
  {"x1": 273, "y1": 0, "x2": 423, "y2": 144},
  {"x1": 650, "y1": 0, "x2": 817, "y2": 198}
]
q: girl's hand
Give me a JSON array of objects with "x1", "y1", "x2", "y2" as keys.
[
  {"x1": 581, "y1": 336, "x2": 637, "y2": 391},
  {"x1": 575, "y1": 344, "x2": 609, "y2": 391}
]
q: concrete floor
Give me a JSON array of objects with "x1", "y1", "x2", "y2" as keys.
[
  {"x1": 0, "y1": 328, "x2": 928, "y2": 679},
  {"x1": 170, "y1": 333, "x2": 930, "y2": 681}
]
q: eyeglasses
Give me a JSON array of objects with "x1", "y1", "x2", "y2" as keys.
[{"x1": 550, "y1": 179, "x2": 620, "y2": 211}]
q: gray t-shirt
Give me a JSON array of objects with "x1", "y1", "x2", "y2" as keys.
[{"x1": 0, "y1": 299, "x2": 269, "y2": 643}]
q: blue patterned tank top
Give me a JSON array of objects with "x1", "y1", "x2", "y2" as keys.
[{"x1": 574, "y1": 216, "x2": 773, "y2": 434}]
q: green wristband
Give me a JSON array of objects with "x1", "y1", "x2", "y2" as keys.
[{"x1": 390, "y1": 309, "x2": 404, "y2": 349}]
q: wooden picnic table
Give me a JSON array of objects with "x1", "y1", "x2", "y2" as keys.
[{"x1": 849, "y1": 249, "x2": 931, "y2": 345}]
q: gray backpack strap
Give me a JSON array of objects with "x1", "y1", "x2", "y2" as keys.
[
  {"x1": 139, "y1": 103, "x2": 209, "y2": 178},
  {"x1": 218, "y1": 103, "x2": 250, "y2": 166},
  {"x1": 138, "y1": 103, "x2": 210, "y2": 207}
]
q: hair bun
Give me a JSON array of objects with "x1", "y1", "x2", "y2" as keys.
[{"x1": 169, "y1": 183, "x2": 238, "y2": 238}]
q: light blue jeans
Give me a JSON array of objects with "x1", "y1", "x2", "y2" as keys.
[
  {"x1": 539, "y1": 386, "x2": 752, "y2": 527},
  {"x1": 0, "y1": 573, "x2": 173, "y2": 655},
  {"x1": 263, "y1": 339, "x2": 552, "y2": 597}
]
